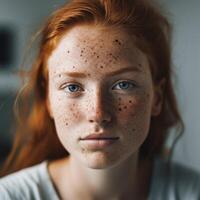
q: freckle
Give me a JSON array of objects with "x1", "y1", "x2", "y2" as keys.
[
  {"x1": 83, "y1": 40, "x2": 86, "y2": 43},
  {"x1": 118, "y1": 108, "x2": 122, "y2": 111},
  {"x1": 94, "y1": 52, "x2": 96, "y2": 55},
  {"x1": 59, "y1": 74, "x2": 61, "y2": 77},
  {"x1": 67, "y1": 50, "x2": 70, "y2": 53},
  {"x1": 73, "y1": 66, "x2": 75, "y2": 68},
  {"x1": 66, "y1": 122, "x2": 68, "y2": 126},
  {"x1": 80, "y1": 54, "x2": 82, "y2": 57},
  {"x1": 97, "y1": 55, "x2": 99, "y2": 58},
  {"x1": 129, "y1": 100, "x2": 132, "y2": 104},
  {"x1": 132, "y1": 128, "x2": 136, "y2": 132},
  {"x1": 85, "y1": 60, "x2": 87, "y2": 63},
  {"x1": 114, "y1": 39, "x2": 121, "y2": 45},
  {"x1": 124, "y1": 106, "x2": 127, "y2": 109},
  {"x1": 100, "y1": 66, "x2": 104, "y2": 69},
  {"x1": 87, "y1": 73, "x2": 91, "y2": 76},
  {"x1": 81, "y1": 50, "x2": 84, "y2": 53}
]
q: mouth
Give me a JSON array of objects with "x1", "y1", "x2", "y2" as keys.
[
  {"x1": 80, "y1": 133, "x2": 119, "y2": 140},
  {"x1": 80, "y1": 137, "x2": 119, "y2": 150}
]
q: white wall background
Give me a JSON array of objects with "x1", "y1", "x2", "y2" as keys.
[{"x1": 0, "y1": 0, "x2": 199, "y2": 170}]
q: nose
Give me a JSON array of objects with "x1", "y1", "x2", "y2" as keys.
[{"x1": 87, "y1": 89, "x2": 112, "y2": 125}]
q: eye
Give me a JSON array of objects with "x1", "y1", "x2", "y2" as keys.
[
  {"x1": 112, "y1": 80, "x2": 137, "y2": 91},
  {"x1": 61, "y1": 83, "x2": 83, "y2": 94}
]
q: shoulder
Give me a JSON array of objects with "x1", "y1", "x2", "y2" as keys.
[
  {"x1": 0, "y1": 161, "x2": 58, "y2": 200},
  {"x1": 169, "y1": 160, "x2": 200, "y2": 195},
  {"x1": 153, "y1": 157, "x2": 200, "y2": 199}
]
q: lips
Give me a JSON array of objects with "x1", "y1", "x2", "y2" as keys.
[
  {"x1": 80, "y1": 133, "x2": 119, "y2": 149},
  {"x1": 81, "y1": 133, "x2": 119, "y2": 140}
]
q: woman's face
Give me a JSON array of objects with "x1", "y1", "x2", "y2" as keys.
[{"x1": 47, "y1": 25, "x2": 161, "y2": 169}]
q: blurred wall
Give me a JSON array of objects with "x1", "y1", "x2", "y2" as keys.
[
  {"x1": 0, "y1": 0, "x2": 66, "y2": 164},
  {"x1": 165, "y1": 0, "x2": 200, "y2": 171},
  {"x1": 0, "y1": 0, "x2": 199, "y2": 170}
]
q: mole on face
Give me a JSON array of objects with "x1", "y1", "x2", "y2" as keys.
[
  {"x1": 100, "y1": 65, "x2": 104, "y2": 69},
  {"x1": 67, "y1": 50, "x2": 70, "y2": 54},
  {"x1": 108, "y1": 53, "x2": 118, "y2": 61},
  {"x1": 129, "y1": 100, "x2": 132, "y2": 104},
  {"x1": 113, "y1": 39, "x2": 122, "y2": 46},
  {"x1": 124, "y1": 106, "x2": 127, "y2": 109}
]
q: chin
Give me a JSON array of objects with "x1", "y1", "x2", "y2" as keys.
[{"x1": 80, "y1": 151, "x2": 122, "y2": 169}]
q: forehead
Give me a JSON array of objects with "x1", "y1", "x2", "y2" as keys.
[{"x1": 47, "y1": 25, "x2": 149, "y2": 76}]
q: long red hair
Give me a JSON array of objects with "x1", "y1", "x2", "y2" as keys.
[{"x1": 1, "y1": 0, "x2": 184, "y2": 176}]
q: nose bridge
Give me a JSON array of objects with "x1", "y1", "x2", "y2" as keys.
[{"x1": 87, "y1": 86, "x2": 111, "y2": 124}]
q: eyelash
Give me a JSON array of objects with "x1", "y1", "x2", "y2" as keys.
[{"x1": 60, "y1": 80, "x2": 137, "y2": 95}]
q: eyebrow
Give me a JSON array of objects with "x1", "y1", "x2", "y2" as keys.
[{"x1": 59, "y1": 66, "x2": 142, "y2": 78}]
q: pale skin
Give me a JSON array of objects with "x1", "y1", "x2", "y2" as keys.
[{"x1": 46, "y1": 24, "x2": 164, "y2": 200}]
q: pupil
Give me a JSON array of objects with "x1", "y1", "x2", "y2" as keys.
[
  {"x1": 120, "y1": 82, "x2": 129, "y2": 89},
  {"x1": 69, "y1": 85, "x2": 78, "y2": 92}
]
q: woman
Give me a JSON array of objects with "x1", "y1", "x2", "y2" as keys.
[{"x1": 0, "y1": 0, "x2": 199, "y2": 199}]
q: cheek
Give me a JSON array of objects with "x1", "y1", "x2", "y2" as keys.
[
  {"x1": 116, "y1": 93, "x2": 152, "y2": 133},
  {"x1": 50, "y1": 94, "x2": 81, "y2": 130}
]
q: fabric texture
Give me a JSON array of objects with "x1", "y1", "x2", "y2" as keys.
[{"x1": 0, "y1": 157, "x2": 200, "y2": 200}]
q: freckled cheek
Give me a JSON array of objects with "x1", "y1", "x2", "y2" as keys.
[
  {"x1": 115, "y1": 96, "x2": 151, "y2": 131},
  {"x1": 50, "y1": 95, "x2": 81, "y2": 128},
  {"x1": 116, "y1": 97, "x2": 142, "y2": 117}
]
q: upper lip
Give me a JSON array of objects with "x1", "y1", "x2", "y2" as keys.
[{"x1": 81, "y1": 133, "x2": 119, "y2": 140}]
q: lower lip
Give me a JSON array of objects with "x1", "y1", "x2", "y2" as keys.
[{"x1": 80, "y1": 138, "x2": 119, "y2": 149}]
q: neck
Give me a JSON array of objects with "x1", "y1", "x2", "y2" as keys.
[{"x1": 60, "y1": 153, "x2": 153, "y2": 199}]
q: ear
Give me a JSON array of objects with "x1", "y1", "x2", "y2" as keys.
[
  {"x1": 151, "y1": 78, "x2": 166, "y2": 117},
  {"x1": 46, "y1": 97, "x2": 54, "y2": 119}
]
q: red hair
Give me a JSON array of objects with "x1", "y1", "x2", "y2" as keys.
[{"x1": 1, "y1": 0, "x2": 184, "y2": 176}]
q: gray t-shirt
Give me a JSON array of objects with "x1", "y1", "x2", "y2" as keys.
[{"x1": 0, "y1": 157, "x2": 200, "y2": 200}]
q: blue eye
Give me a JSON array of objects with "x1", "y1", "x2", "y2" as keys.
[
  {"x1": 63, "y1": 84, "x2": 82, "y2": 93},
  {"x1": 113, "y1": 81, "x2": 136, "y2": 90}
]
